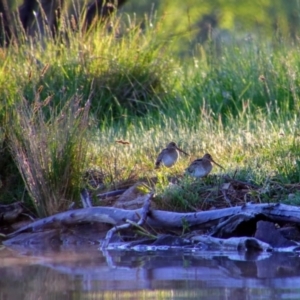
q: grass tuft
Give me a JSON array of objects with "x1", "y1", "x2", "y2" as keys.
[{"x1": 6, "y1": 91, "x2": 91, "y2": 217}]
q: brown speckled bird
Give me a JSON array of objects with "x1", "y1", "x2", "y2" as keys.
[
  {"x1": 185, "y1": 153, "x2": 224, "y2": 177},
  {"x1": 155, "y1": 142, "x2": 189, "y2": 169}
]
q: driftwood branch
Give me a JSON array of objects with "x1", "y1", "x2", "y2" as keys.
[
  {"x1": 6, "y1": 202, "x2": 300, "y2": 240},
  {"x1": 80, "y1": 189, "x2": 93, "y2": 208},
  {"x1": 101, "y1": 193, "x2": 153, "y2": 249},
  {"x1": 192, "y1": 236, "x2": 272, "y2": 252}
]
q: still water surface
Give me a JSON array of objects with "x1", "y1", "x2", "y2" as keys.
[{"x1": 1, "y1": 246, "x2": 300, "y2": 299}]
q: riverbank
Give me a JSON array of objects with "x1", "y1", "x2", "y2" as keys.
[{"x1": 1, "y1": 9, "x2": 300, "y2": 218}]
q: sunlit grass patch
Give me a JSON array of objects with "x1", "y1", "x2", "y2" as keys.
[{"x1": 83, "y1": 111, "x2": 300, "y2": 210}]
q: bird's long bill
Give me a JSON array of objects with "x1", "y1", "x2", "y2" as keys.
[
  {"x1": 176, "y1": 147, "x2": 189, "y2": 156},
  {"x1": 212, "y1": 159, "x2": 224, "y2": 169}
]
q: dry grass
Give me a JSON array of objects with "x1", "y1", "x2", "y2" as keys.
[{"x1": 7, "y1": 89, "x2": 91, "y2": 217}]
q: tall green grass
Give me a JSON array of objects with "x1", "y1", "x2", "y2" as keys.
[{"x1": 1, "y1": 10, "x2": 300, "y2": 215}]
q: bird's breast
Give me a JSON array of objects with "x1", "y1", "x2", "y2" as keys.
[
  {"x1": 162, "y1": 153, "x2": 178, "y2": 167},
  {"x1": 188, "y1": 163, "x2": 212, "y2": 177}
]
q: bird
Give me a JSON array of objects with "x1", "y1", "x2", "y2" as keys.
[
  {"x1": 155, "y1": 142, "x2": 189, "y2": 169},
  {"x1": 185, "y1": 153, "x2": 224, "y2": 178}
]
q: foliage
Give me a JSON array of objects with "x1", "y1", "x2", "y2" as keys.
[
  {"x1": 182, "y1": 42, "x2": 300, "y2": 120},
  {"x1": 0, "y1": 16, "x2": 177, "y2": 124},
  {"x1": 2, "y1": 2, "x2": 300, "y2": 215},
  {"x1": 155, "y1": 0, "x2": 300, "y2": 56}
]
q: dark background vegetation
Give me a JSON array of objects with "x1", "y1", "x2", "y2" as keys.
[{"x1": 2, "y1": 0, "x2": 300, "y2": 46}]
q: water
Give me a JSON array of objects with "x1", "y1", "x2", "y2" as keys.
[{"x1": 1, "y1": 245, "x2": 300, "y2": 300}]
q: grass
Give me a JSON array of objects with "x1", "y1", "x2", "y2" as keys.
[
  {"x1": 6, "y1": 92, "x2": 90, "y2": 217},
  {"x1": 1, "y1": 8, "x2": 300, "y2": 216},
  {"x1": 87, "y1": 111, "x2": 300, "y2": 211}
]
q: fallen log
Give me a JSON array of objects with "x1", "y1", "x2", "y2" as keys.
[
  {"x1": 191, "y1": 236, "x2": 272, "y2": 252},
  {"x1": 5, "y1": 202, "x2": 300, "y2": 240},
  {"x1": 101, "y1": 192, "x2": 153, "y2": 249},
  {"x1": 106, "y1": 234, "x2": 274, "y2": 253}
]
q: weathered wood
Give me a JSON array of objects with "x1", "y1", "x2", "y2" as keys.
[
  {"x1": 191, "y1": 236, "x2": 272, "y2": 252},
  {"x1": 80, "y1": 189, "x2": 92, "y2": 208},
  {"x1": 6, "y1": 202, "x2": 300, "y2": 240},
  {"x1": 101, "y1": 193, "x2": 153, "y2": 249}
]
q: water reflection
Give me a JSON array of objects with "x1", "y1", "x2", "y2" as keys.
[{"x1": 1, "y1": 246, "x2": 300, "y2": 299}]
